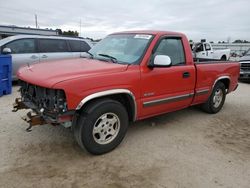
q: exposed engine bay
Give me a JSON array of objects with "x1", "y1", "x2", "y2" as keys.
[{"x1": 13, "y1": 80, "x2": 74, "y2": 131}]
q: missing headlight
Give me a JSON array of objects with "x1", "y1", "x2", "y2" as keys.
[{"x1": 19, "y1": 80, "x2": 68, "y2": 115}]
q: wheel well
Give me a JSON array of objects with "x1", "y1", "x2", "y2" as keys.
[
  {"x1": 221, "y1": 55, "x2": 226, "y2": 60},
  {"x1": 217, "y1": 78, "x2": 230, "y2": 90},
  {"x1": 77, "y1": 93, "x2": 136, "y2": 122},
  {"x1": 108, "y1": 94, "x2": 135, "y2": 122}
]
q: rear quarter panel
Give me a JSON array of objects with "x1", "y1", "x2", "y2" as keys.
[{"x1": 192, "y1": 61, "x2": 240, "y2": 105}]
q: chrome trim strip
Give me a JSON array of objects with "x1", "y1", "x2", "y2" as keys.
[
  {"x1": 143, "y1": 93, "x2": 194, "y2": 107},
  {"x1": 196, "y1": 89, "x2": 210, "y2": 96},
  {"x1": 76, "y1": 89, "x2": 137, "y2": 121},
  {"x1": 212, "y1": 76, "x2": 230, "y2": 89}
]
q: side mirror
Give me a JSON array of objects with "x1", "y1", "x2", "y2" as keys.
[
  {"x1": 152, "y1": 55, "x2": 172, "y2": 67},
  {"x1": 2, "y1": 48, "x2": 12, "y2": 54}
]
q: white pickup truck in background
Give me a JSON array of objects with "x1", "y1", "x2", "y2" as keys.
[{"x1": 192, "y1": 42, "x2": 231, "y2": 61}]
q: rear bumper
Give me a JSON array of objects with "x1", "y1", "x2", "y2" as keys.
[{"x1": 233, "y1": 84, "x2": 238, "y2": 91}]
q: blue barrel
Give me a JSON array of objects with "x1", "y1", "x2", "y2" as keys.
[{"x1": 0, "y1": 55, "x2": 12, "y2": 96}]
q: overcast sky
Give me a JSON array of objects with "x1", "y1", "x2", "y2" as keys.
[{"x1": 0, "y1": 0, "x2": 249, "y2": 42}]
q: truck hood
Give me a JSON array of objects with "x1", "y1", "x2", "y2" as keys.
[
  {"x1": 240, "y1": 55, "x2": 250, "y2": 62},
  {"x1": 17, "y1": 58, "x2": 128, "y2": 88}
]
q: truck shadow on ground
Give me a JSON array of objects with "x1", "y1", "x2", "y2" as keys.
[
  {"x1": 18, "y1": 106, "x2": 202, "y2": 157},
  {"x1": 20, "y1": 101, "x2": 250, "y2": 161},
  {"x1": 239, "y1": 80, "x2": 250, "y2": 84}
]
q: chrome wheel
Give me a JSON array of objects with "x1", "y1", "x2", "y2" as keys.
[
  {"x1": 92, "y1": 113, "x2": 120, "y2": 145},
  {"x1": 213, "y1": 88, "x2": 223, "y2": 108}
]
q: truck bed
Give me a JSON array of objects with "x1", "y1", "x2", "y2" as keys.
[
  {"x1": 194, "y1": 58, "x2": 231, "y2": 63},
  {"x1": 191, "y1": 61, "x2": 240, "y2": 105}
]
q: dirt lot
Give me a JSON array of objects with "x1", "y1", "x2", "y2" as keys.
[{"x1": 0, "y1": 83, "x2": 249, "y2": 188}]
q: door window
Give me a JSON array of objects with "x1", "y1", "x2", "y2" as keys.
[
  {"x1": 4, "y1": 39, "x2": 35, "y2": 54},
  {"x1": 205, "y1": 43, "x2": 211, "y2": 51},
  {"x1": 80, "y1": 41, "x2": 91, "y2": 52},
  {"x1": 154, "y1": 38, "x2": 185, "y2": 65},
  {"x1": 68, "y1": 40, "x2": 91, "y2": 52},
  {"x1": 195, "y1": 43, "x2": 204, "y2": 52},
  {"x1": 39, "y1": 39, "x2": 68, "y2": 53}
]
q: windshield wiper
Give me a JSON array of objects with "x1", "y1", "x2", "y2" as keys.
[
  {"x1": 98, "y1": 53, "x2": 118, "y2": 63},
  {"x1": 85, "y1": 51, "x2": 94, "y2": 58},
  {"x1": 80, "y1": 51, "x2": 94, "y2": 59}
]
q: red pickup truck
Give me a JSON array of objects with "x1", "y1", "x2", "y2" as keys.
[{"x1": 14, "y1": 31, "x2": 239, "y2": 154}]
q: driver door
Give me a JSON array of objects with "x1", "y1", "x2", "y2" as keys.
[
  {"x1": 140, "y1": 37, "x2": 195, "y2": 118},
  {"x1": 204, "y1": 43, "x2": 213, "y2": 59}
]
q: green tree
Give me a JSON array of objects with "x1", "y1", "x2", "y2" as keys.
[
  {"x1": 56, "y1": 29, "x2": 63, "y2": 35},
  {"x1": 233, "y1": 39, "x2": 250, "y2": 43},
  {"x1": 233, "y1": 39, "x2": 243, "y2": 43},
  {"x1": 64, "y1": 30, "x2": 79, "y2": 36},
  {"x1": 57, "y1": 29, "x2": 79, "y2": 37}
]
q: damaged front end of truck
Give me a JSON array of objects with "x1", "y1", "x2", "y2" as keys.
[{"x1": 13, "y1": 80, "x2": 74, "y2": 131}]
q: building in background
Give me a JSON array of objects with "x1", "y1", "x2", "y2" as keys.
[{"x1": 0, "y1": 25, "x2": 58, "y2": 39}]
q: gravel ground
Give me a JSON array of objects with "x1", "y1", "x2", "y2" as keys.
[{"x1": 0, "y1": 83, "x2": 249, "y2": 188}]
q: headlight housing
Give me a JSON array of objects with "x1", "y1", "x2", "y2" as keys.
[{"x1": 19, "y1": 80, "x2": 67, "y2": 114}]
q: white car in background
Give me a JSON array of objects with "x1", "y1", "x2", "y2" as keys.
[
  {"x1": 192, "y1": 42, "x2": 230, "y2": 61},
  {"x1": 0, "y1": 35, "x2": 93, "y2": 80}
]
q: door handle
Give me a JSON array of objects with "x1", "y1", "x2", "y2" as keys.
[
  {"x1": 30, "y1": 55, "x2": 38, "y2": 59},
  {"x1": 183, "y1": 72, "x2": 190, "y2": 78},
  {"x1": 41, "y1": 55, "x2": 48, "y2": 58}
]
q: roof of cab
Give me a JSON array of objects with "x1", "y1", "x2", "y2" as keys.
[{"x1": 111, "y1": 30, "x2": 185, "y2": 36}]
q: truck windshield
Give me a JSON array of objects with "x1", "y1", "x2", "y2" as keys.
[{"x1": 88, "y1": 34, "x2": 153, "y2": 64}]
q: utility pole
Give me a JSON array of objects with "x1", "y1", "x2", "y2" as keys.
[{"x1": 35, "y1": 14, "x2": 38, "y2": 28}]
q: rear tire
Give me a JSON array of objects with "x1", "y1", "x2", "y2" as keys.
[
  {"x1": 201, "y1": 82, "x2": 226, "y2": 114},
  {"x1": 73, "y1": 99, "x2": 129, "y2": 155}
]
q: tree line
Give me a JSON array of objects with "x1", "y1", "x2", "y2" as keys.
[
  {"x1": 56, "y1": 29, "x2": 79, "y2": 37},
  {"x1": 189, "y1": 39, "x2": 250, "y2": 44}
]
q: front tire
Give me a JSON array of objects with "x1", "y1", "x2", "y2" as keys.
[
  {"x1": 73, "y1": 99, "x2": 129, "y2": 155},
  {"x1": 201, "y1": 82, "x2": 226, "y2": 114}
]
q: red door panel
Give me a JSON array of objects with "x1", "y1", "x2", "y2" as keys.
[{"x1": 140, "y1": 65, "x2": 195, "y2": 118}]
